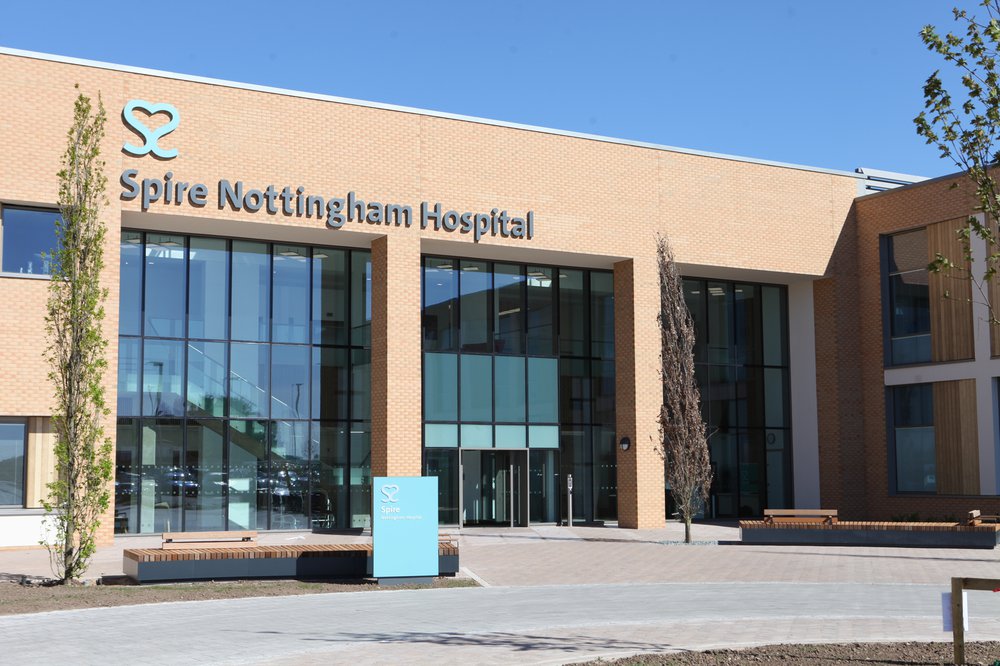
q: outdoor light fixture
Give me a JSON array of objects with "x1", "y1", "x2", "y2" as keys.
[{"x1": 619, "y1": 437, "x2": 631, "y2": 452}]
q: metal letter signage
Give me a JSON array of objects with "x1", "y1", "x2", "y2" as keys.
[
  {"x1": 118, "y1": 101, "x2": 538, "y2": 240},
  {"x1": 372, "y1": 476, "x2": 438, "y2": 580},
  {"x1": 122, "y1": 100, "x2": 180, "y2": 159}
]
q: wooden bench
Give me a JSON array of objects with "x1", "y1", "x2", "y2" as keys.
[
  {"x1": 967, "y1": 510, "x2": 1000, "y2": 526},
  {"x1": 161, "y1": 530, "x2": 258, "y2": 550},
  {"x1": 123, "y1": 535, "x2": 460, "y2": 583},
  {"x1": 763, "y1": 509, "x2": 838, "y2": 525}
]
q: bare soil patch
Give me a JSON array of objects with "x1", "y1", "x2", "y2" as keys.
[
  {"x1": 0, "y1": 577, "x2": 476, "y2": 616},
  {"x1": 581, "y1": 641, "x2": 1000, "y2": 665}
]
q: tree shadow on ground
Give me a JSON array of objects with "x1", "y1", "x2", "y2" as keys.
[{"x1": 241, "y1": 628, "x2": 673, "y2": 655}]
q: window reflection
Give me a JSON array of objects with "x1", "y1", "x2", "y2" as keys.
[
  {"x1": 0, "y1": 422, "x2": 27, "y2": 507},
  {"x1": 494, "y1": 264, "x2": 524, "y2": 354},
  {"x1": 682, "y1": 278, "x2": 791, "y2": 519},
  {"x1": 421, "y1": 256, "x2": 615, "y2": 525},
  {"x1": 893, "y1": 384, "x2": 935, "y2": 493},
  {"x1": 189, "y1": 237, "x2": 228, "y2": 340},
  {"x1": 1, "y1": 207, "x2": 59, "y2": 275},
  {"x1": 886, "y1": 230, "x2": 931, "y2": 365},
  {"x1": 119, "y1": 231, "x2": 142, "y2": 336},
  {"x1": 144, "y1": 235, "x2": 186, "y2": 338},
  {"x1": 116, "y1": 232, "x2": 371, "y2": 534},
  {"x1": 273, "y1": 245, "x2": 309, "y2": 343}
]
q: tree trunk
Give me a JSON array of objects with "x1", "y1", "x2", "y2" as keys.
[{"x1": 685, "y1": 517, "x2": 692, "y2": 543}]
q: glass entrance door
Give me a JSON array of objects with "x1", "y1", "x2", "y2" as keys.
[{"x1": 461, "y1": 450, "x2": 527, "y2": 526}]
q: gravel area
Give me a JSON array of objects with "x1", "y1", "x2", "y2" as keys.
[
  {"x1": 0, "y1": 577, "x2": 476, "y2": 616},
  {"x1": 579, "y1": 641, "x2": 1000, "y2": 665}
]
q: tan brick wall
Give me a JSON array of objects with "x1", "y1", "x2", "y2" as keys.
[
  {"x1": 371, "y1": 235, "x2": 422, "y2": 477},
  {"x1": 815, "y1": 175, "x2": 1000, "y2": 520},
  {"x1": 0, "y1": 52, "x2": 863, "y2": 534},
  {"x1": 614, "y1": 257, "x2": 666, "y2": 528}
]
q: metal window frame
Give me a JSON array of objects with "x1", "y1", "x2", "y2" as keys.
[{"x1": 116, "y1": 229, "x2": 371, "y2": 535}]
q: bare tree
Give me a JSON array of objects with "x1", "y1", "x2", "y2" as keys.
[
  {"x1": 41, "y1": 89, "x2": 113, "y2": 582},
  {"x1": 657, "y1": 234, "x2": 713, "y2": 543}
]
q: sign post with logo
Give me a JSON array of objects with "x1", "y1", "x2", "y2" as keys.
[{"x1": 372, "y1": 476, "x2": 438, "y2": 584}]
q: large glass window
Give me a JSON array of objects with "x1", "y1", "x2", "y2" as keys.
[
  {"x1": 272, "y1": 245, "x2": 310, "y2": 344},
  {"x1": 350, "y1": 252, "x2": 372, "y2": 347},
  {"x1": 682, "y1": 278, "x2": 790, "y2": 519},
  {"x1": 119, "y1": 231, "x2": 142, "y2": 336},
  {"x1": 115, "y1": 419, "x2": 140, "y2": 532},
  {"x1": 460, "y1": 261, "x2": 491, "y2": 352},
  {"x1": 0, "y1": 421, "x2": 26, "y2": 506},
  {"x1": 423, "y1": 257, "x2": 458, "y2": 352},
  {"x1": 885, "y1": 230, "x2": 931, "y2": 365},
  {"x1": 526, "y1": 267, "x2": 555, "y2": 356},
  {"x1": 232, "y1": 241, "x2": 270, "y2": 342},
  {"x1": 187, "y1": 341, "x2": 227, "y2": 417},
  {"x1": 892, "y1": 383, "x2": 936, "y2": 493},
  {"x1": 1, "y1": 206, "x2": 59, "y2": 275},
  {"x1": 142, "y1": 339, "x2": 184, "y2": 417},
  {"x1": 313, "y1": 249, "x2": 348, "y2": 345},
  {"x1": 188, "y1": 237, "x2": 228, "y2": 340},
  {"x1": 116, "y1": 231, "x2": 371, "y2": 533},
  {"x1": 143, "y1": 235, "x2": 186, "y2": 338},
  {"x1": 422, "y1": 255, "x2": 614, "y2": 524},
  {"x1": 494, "y1": 264, "x2": 525, "y2": 354}
]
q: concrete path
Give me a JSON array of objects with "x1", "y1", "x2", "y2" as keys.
[
  {"x1": 5, "y1": 523, "x2": 1000, "y2": 663},
  {"x1": 2, "y1": 581, "x2": 998, "y2": 664}
]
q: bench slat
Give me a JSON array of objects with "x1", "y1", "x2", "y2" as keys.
[
  {"x1": 161, "y1": 530, "x2": 258, "y2": 549},
  {"x1": 764, "y1": 509, "x2": 837, "y2": 517}
]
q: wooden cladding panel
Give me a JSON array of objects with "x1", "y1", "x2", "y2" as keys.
[
  {"x1": 933, "y1": 379, "x2": 980, "y2": 495},
  {"x1": 928, "y1": 217, "x2": 975, "y2": 362}
]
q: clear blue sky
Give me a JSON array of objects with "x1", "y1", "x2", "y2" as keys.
[{"x1": 0, "y1": 1, "x2": 985, "y2": 177}]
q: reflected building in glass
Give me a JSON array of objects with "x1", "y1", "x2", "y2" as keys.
[
  {"x1": 421, "y1": 257, "x2": 616, "y2": 526},
  {"x1": 115, "y1": 232, "x2": 372, "y2": 533}
]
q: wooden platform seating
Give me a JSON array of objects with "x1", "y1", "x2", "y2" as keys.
[
  {"x1": 741, "y1": 509, "x2": 1000, "y2": 549},
  {"x1": 763, "y1": 509, "x2": 838, "y2": 525},
  {"x1": 967, "y1": 510, "x2": 1000, "y2": 526},
  {"x1": 123, "y1": 535, "x2": 460, "y2": 583}
]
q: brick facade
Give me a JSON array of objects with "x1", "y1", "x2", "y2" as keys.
[
  {"x1": 818, "y1": 175, "x2": 1000, "y2": 520},
  {"x1": 0, "y1": 50, "x2": 866, "y2": 542}
]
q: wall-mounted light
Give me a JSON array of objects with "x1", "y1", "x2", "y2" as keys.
[{"x1": 619, "y1": 436, "x2": 631, "y2": 452}]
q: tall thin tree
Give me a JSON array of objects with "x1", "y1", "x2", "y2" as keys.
[
  {"x1": 42, "y1": 89, "x2": 113, "y2": 582},
  {"x1": 657, "y1": 234, "x2": 713, "y2": 543}
]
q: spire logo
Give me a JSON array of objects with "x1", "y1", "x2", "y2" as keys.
[
  {"x1": 122, "y1": 100, "x2": 180, "y2": 159},
  {"x1": 380, "y1": 484, "x2": 400, "y2": 503}
]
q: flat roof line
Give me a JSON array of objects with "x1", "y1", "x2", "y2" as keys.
[{"x1": 0, "y1": 45, "x2": 868, "y2": 180}]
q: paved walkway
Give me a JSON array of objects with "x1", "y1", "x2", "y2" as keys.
[{"x1": 4, "y1": 523, "x2": 1000, "y2": 663}]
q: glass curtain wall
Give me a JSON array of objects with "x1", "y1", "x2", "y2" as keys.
[
  {"x1": 422, "y1": 257, "x2": 615, "y2": 525},
  {"x1": 115, "y1": 230, "x2": 372, "y2": 533},
  {"x1": 682, "y1": 279, "x2": 791, "y2": 518}
]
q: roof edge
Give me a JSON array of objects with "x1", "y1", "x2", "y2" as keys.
[{"x1": 0, "y1": 45, "x2": 868, "y2": 180}]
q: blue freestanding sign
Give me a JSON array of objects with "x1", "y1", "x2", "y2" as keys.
[{"x1": 372, "y1": 476, "x2": 438, "y2": 580}]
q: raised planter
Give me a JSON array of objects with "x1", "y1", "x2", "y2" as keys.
[
  {"x1": 739, "y1": 520, "x2": 1000, "y2": 549},
  {"x1": 123, "y1": 542, "x2": 460, "y2": 583}
]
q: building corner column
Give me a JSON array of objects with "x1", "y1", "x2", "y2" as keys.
[
  {"x1": 788, "y1": 280, "x2": 821, "y2": 509},
  {"x1": 614, "y1": 256, "x2": 665, "y2": 529},
  {"x1": 370, "y1": 235, "x2": 423, "y2": 478}
]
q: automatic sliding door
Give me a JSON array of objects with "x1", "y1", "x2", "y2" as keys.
[{"x1": 461, "y1": 449, "x2": 528, "y2": 527}]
